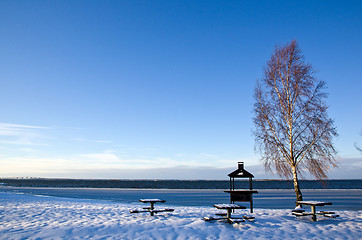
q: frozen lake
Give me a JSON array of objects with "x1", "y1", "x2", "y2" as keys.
[{"x1": 1, "y1": 186, "x2": 361, "y2": 210}]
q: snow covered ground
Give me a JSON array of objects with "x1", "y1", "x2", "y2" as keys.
[{"x1": 0, "y1": 192, "x2": 361, "y2": 239}]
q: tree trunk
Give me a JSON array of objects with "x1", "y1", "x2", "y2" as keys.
[{"x1": 292, "y1": 165, "x2": 303, "y2": 204}]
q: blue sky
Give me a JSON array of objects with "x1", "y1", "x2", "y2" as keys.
[{"x1": 0, "y1": 0, "x2": 361, "y2": 179}]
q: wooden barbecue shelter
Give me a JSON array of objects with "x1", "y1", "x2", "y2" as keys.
[{"x1": 224, "y1": 162, "x2": 258, "y2": 213}]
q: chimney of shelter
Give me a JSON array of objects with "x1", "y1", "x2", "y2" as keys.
[{"x1": 238, "y1": 162, "x2": 244, "y2": 170}]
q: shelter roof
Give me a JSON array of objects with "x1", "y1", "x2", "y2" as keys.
[{"x1": 228, "y1": 162, "x2": 254, "y2": 178}]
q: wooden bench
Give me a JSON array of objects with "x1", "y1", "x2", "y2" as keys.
[
  {"x1": 204, "y1": 204, "x2": 252, "y2": 224},
  {"x1": 130, "y1": 199, "x2": 174, "y2": 216},
  {"x1": 292, "y1": 212, "x2": 308, "y2": 216},
  {"x1": 292, "y1": 205, "x2": 305, "y2": 213}
]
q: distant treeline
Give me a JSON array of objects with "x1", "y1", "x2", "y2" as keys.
[{"x1": 0, "y1": 178, "x2": 361, "y2": 189}]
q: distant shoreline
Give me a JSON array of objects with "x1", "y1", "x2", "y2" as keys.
[
  {"x1": 1, "y1": 177, "x2": 361, "y2": 180},
  {"x1": 1, "y1": 178, "x2": 361, "y2": 190}
]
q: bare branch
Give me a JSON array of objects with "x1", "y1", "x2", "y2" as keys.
[{"x1": 355, "y1": 130, "x2": 362, "y2": 154}]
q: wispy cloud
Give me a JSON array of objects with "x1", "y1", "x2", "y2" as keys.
[
  {"x1": 77, "y1": 152, "x2": 178, "y2": 169},
  {"x1": 0, "y1": 122, "x2": 50, "y2": 146}
]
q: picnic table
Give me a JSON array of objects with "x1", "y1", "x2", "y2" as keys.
[
  {"x1": 204, "y1": 204, "x2": 254, "y2": 224},
  {"x1": 129, "y1": 199, "x2": 174, "y2": 216},
  {"x1": 293, "y1": 201, "x2": 339, "y2": 221}
]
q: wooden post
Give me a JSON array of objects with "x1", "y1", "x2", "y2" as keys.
[
  {"x1": 226, "y1": 209, "x2": 231, "y2": 219},
  {"x1": 311, "y1": 205, "x2": 316, "y2": 221},
  {"x1": 150, "y1": 202, "x2": 155, "y2": 216},
  {"x1": 226, "y1": 209, "x2": 232, "y2": 224},
  {"x1": 250, "y1": 195, "x2": 253, "y2": 213}
]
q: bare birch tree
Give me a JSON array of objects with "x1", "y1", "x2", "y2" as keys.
[{"x1": 253, "y1": 40, "x2": 338, "y2": 201}]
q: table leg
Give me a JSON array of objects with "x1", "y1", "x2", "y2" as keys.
[
  {"x1": 226, "y1": 209, "x2": 231, "y2": 219},
  {"x1": 250, "y1": 198, "x2": 253, "y2": 213},
  {"x1": 150, "y1": 202, "x2": 155, "y2": 216},
  {"x1": 311, "y1": 205, "x2": 316, "y2": 221},
  {"x1": 226, "y1": 209, "x2": 232, "y2": 223}
]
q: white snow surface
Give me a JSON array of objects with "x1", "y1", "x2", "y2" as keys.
[{"x1": 0, "y1": 192, "x2": 361, "y2": 240}]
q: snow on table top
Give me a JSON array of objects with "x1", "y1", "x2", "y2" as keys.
[
  {"x1": 139, "y1": 199, "x2": 166, "y2": 203},
  {"x1": 213, "y1": 204, "x2": 246, "y2": 209},
  {"x1": 296, "y1": 201, "x2": 332, "y2": 206}
]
